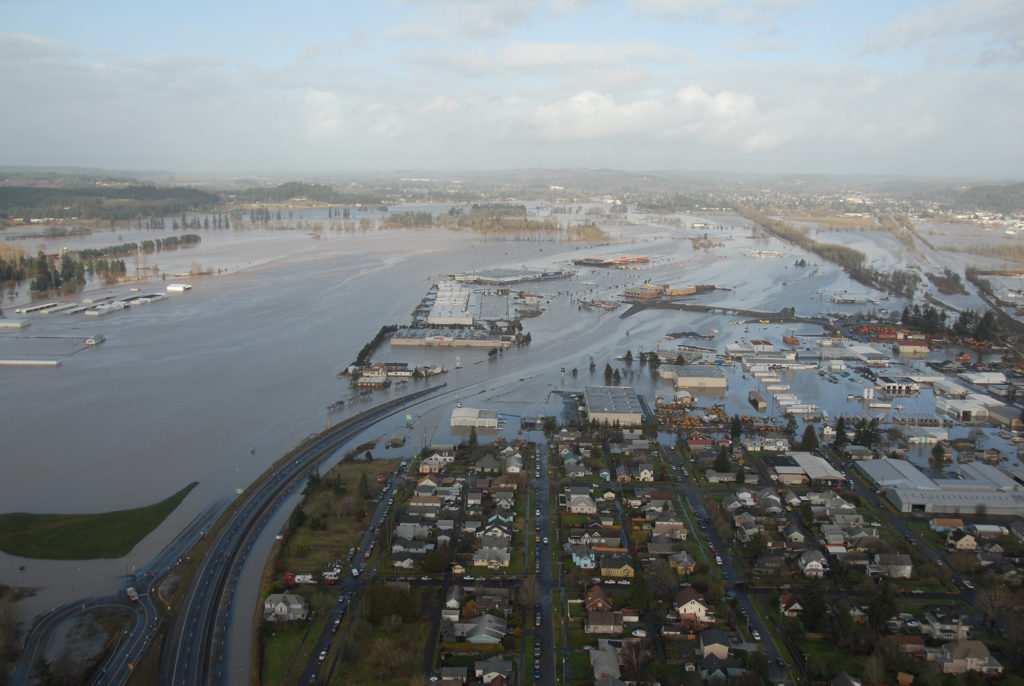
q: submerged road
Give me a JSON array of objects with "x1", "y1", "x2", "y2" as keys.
[
  {"x1": 160, "y1": 384, "x2": 447, "y2": 686},
  {"x1": 12, "y1": 500, "x2": 226, "y2": 686}
]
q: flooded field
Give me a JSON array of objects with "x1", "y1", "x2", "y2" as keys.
[{"x1": 2, "y1": 207, "x2": 1021, "y2": 621}]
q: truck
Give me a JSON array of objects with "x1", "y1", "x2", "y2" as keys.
[
  {"x1": 283, "y1": 572, "x2": 297, "y2": 584},
  {"x1": 295, "y1": 574, "x2": 316, "y2": 584},
  {"x1": 322, "y1": 570, "x2": 340, "y2": 583},
  {"x1": 126, "y1": 587, "x2": 139, "y2": 602}
]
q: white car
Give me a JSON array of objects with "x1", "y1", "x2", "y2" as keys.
[
  {"x1": 751, "y1": 630, "x2": 761, "y2": 641},
  {"x1": 632, "y1": 628, "x2": 647, "y2": 638}
]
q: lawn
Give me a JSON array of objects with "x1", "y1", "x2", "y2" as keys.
[
  {"x1": 0, "y1": 481, "x2": 197, "y2": 559},
  {"x1": 798, "y1": 638, "x2": 859, "y2": 679}
]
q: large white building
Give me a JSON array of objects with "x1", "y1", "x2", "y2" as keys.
[
  {"x1": 451, "y1": 407, "x2": 500, "y2": 429},
  {"x1": 584, "y1": 386, "x2": 645, "y2": 426},
  {"x1": 859, "y1": 458, "x2": 1024, "y2": 516}
]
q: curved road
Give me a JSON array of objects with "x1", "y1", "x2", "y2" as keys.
[
  {"x1": 13, "y1": 500, "x2": 226, "y2": 686},
  {"x1": 160, "y1": 384, "x2": 447, "y2": 686}
]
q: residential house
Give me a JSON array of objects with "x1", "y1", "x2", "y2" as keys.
[
  {"x1": 569, "y1": 494, "x2": 599, "y2": 514},
  {"x1": 475, "y1": 454, "x2": 502, "y2": 474},
  {"x1": 706, "y1": 470, "x2": 736, "y2": 484},
  {"x1": 475, "y1": 656, "x2": 514, "y2": 682},
  {"x1": 923, "y1": 609, "x2": 972, "y2": 641},
  {"x1": 586, "y1": 611, "x2": 624, "y2": 634},
  {"x1": 669, "y1": 550, "x2": 696, "y2": 575},
  {"x1": 652, "y1": 511, "x2": 688, "y2": 540},
  {"x1": 570, "y1": 546, "x2": 597, "y2": 570},
  {"x1": 615, "y1": 465, "x2": 632, "y2": 484},
  {"x1": 473, "y1": 547, "x2": 510, "y2": 569},
  {"x1": 699, "y1": 655, "x2": 747, "y2": 682},
  {"x1": 454, "y1": 614, "x2": 508, "y2": 644},
  {"x1": 874, "y1": 553, "x2": 913, "y2": 579},
  {"x1": 736, "y1": 519, "x2": 763, "y2": 544},
  {"x1": 930, "y1": 518, "x2": 965, "y2": 533},
  {"x1": 753, "y1": 553, "x2": 788, "y2": 578},
  {"x1": 675, "y1": 587, "x2": 713, "y2": 627},
  {"x1": 445, "y1": 585, "x2": 465, "y2": 610},
  {"x1": 566, "y1": 464, "x2": 591, "y2": 479},
  {"x1": 699, "y1": 628, "x2": 730, "y2": 659},
  {"x1": 585, "y1": 584, "x2": 613, "y2": 612},
  {"x1": 930, "y1": 640, "x2": 1003, "y2": 675},
  {"x1": 600, "y1": 554, "x2": 635, "y2": 578},
  {"x1": 798, "y1": 549, "x2": 828, "y2": 578},
  {"x1": 783, "y1": 523, "x2": 806, "y2": 543},
  {"x1": 440, "y1": 666, "x2": 468, "y2": 683},
  {"x1": 263, "y1": 593, "x2": 309, "y2": 622},
  {"x1": 947, "y1": 529, "x2": 977, "y2": 552},
  {"x1": 590, "y1": 639, "x2": 622, "y2": 682},
  {"x1": 779, "y1": 592, "x2": 803, "y2": 618},
  {"x1": 636, "y1": 463, "x2": 655, "y2": 482},
  {"x1": 647, "y1": 537, "x2": 679, "y2": 556}
]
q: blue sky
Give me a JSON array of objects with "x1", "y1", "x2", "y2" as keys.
[{"x1": 2, "y1": 0, "x2": 1022, "y2": 177}]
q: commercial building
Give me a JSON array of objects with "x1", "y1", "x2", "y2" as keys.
[
  {"x1": 860, "y1": 458, "x2": 1024, "y2": 516},
  {"x1": 451, "y1": 407, "x2": 500, "y2": 429},
  {"x1": 670, "y1": 365, "x2": 728, "y2": 390},
  {"x1": 584, "y1": 386, "x2": 646, "y2": 426}
]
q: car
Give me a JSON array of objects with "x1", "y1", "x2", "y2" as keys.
[
  {"x1": 535, "y1": 536, "x2": 540, "y2": 543},
  {"x1": 543, "y1": 537, "x2": 549, "y2": 544},
  {"x1": 911, "y1": 589, "x2": 924, "y2": 595},
  {"x1": 309, "y1": 674, "x2": 317, "y2": 683},
  {"x1": 632, "y1": 628, "x2": 647, "y2": 638},
  {"x1": 776, "y1": 657, "x2": 785, "y2": 667},
  {"x1": 535, "y1": 508, "x2": 541, "y2": 516},
  {"x1": 318, "y1": 649, "x2": 327, "y2": 662},
  {"x1": 535, "y1": 611, "x2": 542, "y2": 626},
  {"x1": 421, "y1": 575, "x2": 432, "y2": 581},
  {"x1": 618, "y1": 579, "x2": 630, "y2": 586},
  {"x1": 752, "y1": 630, "x2": 761, "y2": 641},
  {"x1": 723, "y1": 572, "x2": 729, "y2": 580},
  {"x1": 534, "y1": 644, "x2": 541, "y2": 656},
  {"x1": 715, "y1": 556, "x2": 723, "y2": 565},
  {"x1": 534, "y1": 658, "x2": 541, "y2": 669},
  {"x1": 535, "y1": 635, "x2": 542, "y2": 646},
  {"x1": 534, "y1": 670, "x2": 541, "y2": 680},
  {"x1": 332, "y1": 619, "x2": 341, "y2": 632},
  {"x1": 962, "y1": 579, "x2": 975, "y2": 591}
]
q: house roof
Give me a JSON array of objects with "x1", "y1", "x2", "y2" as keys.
[{"x1": 700, "y1": 628, "x2": 730, "y2": 648}]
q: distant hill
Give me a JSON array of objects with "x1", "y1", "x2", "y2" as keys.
[
  {"x1": 956, "y1": 183, "x2": 1024, "y2": 215},
  {"x1": 230, "y1": 182, "x2": 383, "y2": 206},
  {"x1": 0, "y1": 185, "x2": 220, "y2": 221}
]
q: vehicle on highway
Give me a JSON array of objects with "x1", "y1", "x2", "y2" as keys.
[
  {"x1": 542, "y1": 536, "x2": 549, "y2": 544},
  {"x1": 752, "y1": 630, "x2": 761, "y2": 641},
  {"x1": 318, "y1": 649, "x2": 327, "y2": 662}
]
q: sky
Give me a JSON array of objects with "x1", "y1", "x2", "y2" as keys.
[{"x1": 1, "y1": 0, "x2": 1022, "y2": 178}]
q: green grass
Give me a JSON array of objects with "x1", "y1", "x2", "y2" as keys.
[{"x1": 0, "y1": 481, "x2": 197, "y2": 559}]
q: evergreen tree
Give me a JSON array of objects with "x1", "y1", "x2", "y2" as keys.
[{"x1": 800, "y1": 425, "x2": 819, "y2": 451}]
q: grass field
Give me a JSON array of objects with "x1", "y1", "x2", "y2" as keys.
[{"x1": 0, "y1": 482, "x2": 197, "y2": 559}]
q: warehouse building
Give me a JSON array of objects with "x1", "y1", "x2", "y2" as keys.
[
  {"x1": 584, "y1": 386, "x2": 646, "y2": 426},
  {"x1": 671, "y1": 365, "x2": 727, "y2": 390},
  {"x1": 451, "y1": 407, "x2": 500, "y2": 429}
]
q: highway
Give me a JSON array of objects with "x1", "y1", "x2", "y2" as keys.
[
  {"x1": 159, "y1": 384, "x2": 446, "y2": 686},
  {"x1": 13, "y1": 500, "x2": 226, "y2": 686}
]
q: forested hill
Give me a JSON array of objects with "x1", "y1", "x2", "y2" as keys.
[
  {"x1": 0, "y1": 185, "x2": 220, "y2": 221},
  {"x1": 957, "y1": 182, "x2": 1024, "y2": 215},
  {"x1": 230, "y1": 182, "x2": 383, "y2": 206}
]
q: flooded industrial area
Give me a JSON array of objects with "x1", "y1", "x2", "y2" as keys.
[{"x1": 2, "y1": 204, "x2": 1023, "y2": 624}]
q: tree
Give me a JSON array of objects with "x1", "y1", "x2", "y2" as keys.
[
  {"x1": 604, "y1": 363, "x2": 613, "y2": 383},
  {"x1": 469, "y1": 426, "x2": 478, "y2": 446},
  {"x1": 834, "y1": 416, "x2": 848, "y2": 448},
  {"x1": 359, "y1": 471, "x2": 371, "y2": 499},
  {"x1": 741, "y1": 532, "x2": 767, "y2": 561},
  {"x1": 862, "y1": 649, "x2": 885, "y2": 685},
  {"x1": 867, "y1": 577, "x2": 896, "y2": 633},
  {"x1": 628, "y1": 567, "x2": 648, "y2": 609},
  {"x1": 730, "y1": 415, "x2": 742, "y2": 442},
  {"x1": 800, "y1": 424, "x2": 819, "y2": 451},
  {"x1": 785, "y1": 415, "x2": 798, "y2": 439},
  {"x1": 714, "y1": 449, "x2": 731, "y2": 473},
  {"x1": 624, "y1": 349, "x2": 633, "y2": 364},
  {"x1": 802, "y1": 579, "x2": 829, "y2": 632}
]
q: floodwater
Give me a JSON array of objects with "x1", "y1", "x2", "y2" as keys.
[{"x1": 0, "y1": 207, "x2": 1015, "y2": 653}]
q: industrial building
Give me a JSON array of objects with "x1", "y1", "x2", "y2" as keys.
[
  {"x1": 427, "y1": 280, "x2": 476, "y2": 326},
  {"x1": 451, "y1": 407, "x2": 500, "y2": 429},
  {"x1": 584, "y1": 386, "x2": 646, "y2": 426},
  {"x1": 670, "y1": 365, "x2": 727, "y2": 390},
  {"x1": 859, "y1": 458, "x2": 1024, "y2": 516}
]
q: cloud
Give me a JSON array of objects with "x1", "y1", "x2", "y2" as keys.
[
  {"x1": 629, "y1": 0, "x2": 799, "y2": 25},
  {"x1": 861, "y1": 0, "x2": 1024, "y2": 65},
  {"x1": 528, "y1": 91, "x2": 668, "y2": 139},
  {"x1": 303, "y1": 90, "x2": 344, "y2": 140},
  {"x1": 524, "y1": 85, "x2": 789, "y2": 153}
]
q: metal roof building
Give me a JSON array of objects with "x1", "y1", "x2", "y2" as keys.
[{"x1": 584, "y1": 386, "x2": 645, "y2": 426}]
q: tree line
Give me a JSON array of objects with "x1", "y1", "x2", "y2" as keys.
[
  {"x1": 75, "y1": 234, "x2": 200, "y2": 260},
  {"x1": 0, "y1": 185, "x2": 219, "y2": 222}
]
